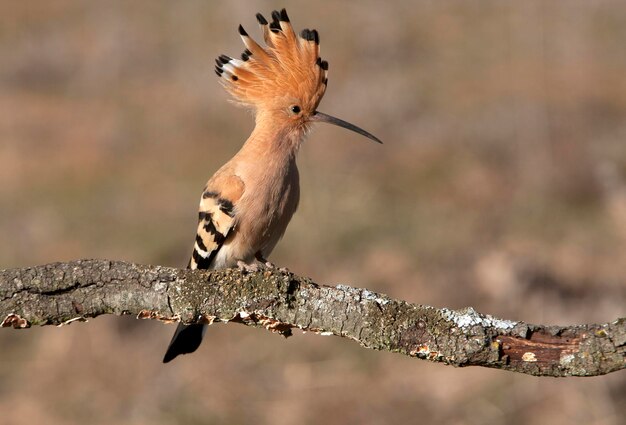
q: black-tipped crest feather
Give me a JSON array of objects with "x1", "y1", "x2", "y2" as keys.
[
  {"x1": 271, "y1": 10, "x2": 281, "y2": 23},
  {"x1": 216, "y1": 9, "x2": 327, "y2": 111}
]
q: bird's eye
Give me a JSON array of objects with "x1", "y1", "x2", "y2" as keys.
[{"x1": 291, "y1": 105, "x2": 301, "y2": 114}]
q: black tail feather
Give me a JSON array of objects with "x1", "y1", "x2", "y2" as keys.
[{"x1": 162, "y1": 322, "x2": 206, "y2": 363}]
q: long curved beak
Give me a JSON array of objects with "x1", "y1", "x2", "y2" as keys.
[{"x1": 311, "y1": 111, "x2": 383, "y2": 144}]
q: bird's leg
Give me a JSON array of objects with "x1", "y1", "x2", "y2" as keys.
[
  {"x1": 254, "y1": 252, "x2": 276, "y2": 269},
  {"x1": 254, "y1": 252, "x2": 290, "y2": 273}
]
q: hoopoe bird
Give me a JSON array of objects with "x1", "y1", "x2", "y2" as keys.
[{"x1": 163, "y1": 8, "x2": 381, "y2": 363}]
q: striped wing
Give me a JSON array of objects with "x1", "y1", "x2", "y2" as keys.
[{"x1": 189, "y1": 173, "x2": 244, "y2": 270}]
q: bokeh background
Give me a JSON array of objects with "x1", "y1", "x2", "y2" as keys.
[{"x1": 1, "y1": 1, "x2": 625, "y2": 424}]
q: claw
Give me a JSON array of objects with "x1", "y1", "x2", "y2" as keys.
[
  {"x1": 238, "y1": 258, "x2": 286, "y2": 273},
  {"x1": 237, "y1": 260, "x2": 264, "y2": 273}
]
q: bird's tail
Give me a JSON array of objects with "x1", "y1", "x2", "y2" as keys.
[{"x1": 162, "y1": 322, "x2": 207, "y2": 363}]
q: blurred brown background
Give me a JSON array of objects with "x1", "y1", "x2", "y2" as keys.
[{"x1": 1, "y1": 1, "x2": 625, "y2": 424}]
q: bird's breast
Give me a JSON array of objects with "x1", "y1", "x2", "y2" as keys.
[{"x1": 232, "y1": 157, "x2": 300, "y2": 260}]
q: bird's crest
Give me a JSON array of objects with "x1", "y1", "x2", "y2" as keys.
[{"x1": 215, "y1": 9, "x2": 328, "y2": 113}]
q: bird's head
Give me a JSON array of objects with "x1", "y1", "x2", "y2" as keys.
[{"x1": 215, "y1": 9, "x2": 382, "y2": 144}]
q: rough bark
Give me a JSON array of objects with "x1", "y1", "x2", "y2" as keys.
[{"x1": 1, "y1": 259, "x2": 624, "y2": 377}]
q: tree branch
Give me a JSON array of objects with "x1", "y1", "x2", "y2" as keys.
[{"x1": 1, "y1": 259, "x2": 624, "y2": 377}]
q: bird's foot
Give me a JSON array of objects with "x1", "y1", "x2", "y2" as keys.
[
  {"x1": 236, "y1": 260, "x2": 289, "y2": 274},
  {"x1": 258, "y1": 259, "x2": 290, "y2": 273},
  {"x1": 253, "y1": 254, "x2": 274, "y2": 269},
  {"x1": 237, "y1": 260, "x2": 266, "y2": 273}
]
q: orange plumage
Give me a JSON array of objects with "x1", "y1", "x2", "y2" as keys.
[{"x1": 215, "y1": 9, "x2": 327, "y2": 117}]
